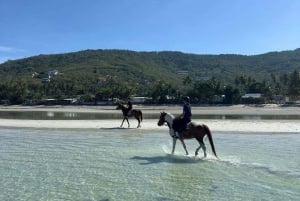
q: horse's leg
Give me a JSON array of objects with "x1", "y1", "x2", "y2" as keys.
[
  {"x1": 195, "y1": 143, "x2": 202, "y2": 156},
  {"x1": 179, "y1": 139, "x2": 189, "y2": 155},
  {"x1": 201, "y1": 142, "x2": 207, "y2": 158},
  {"x1": 137, "y1": 119, "x2": 140, "y2": 128},
  {"x1": 120, "y1": 118, "x2": 126, "y2": 127},
  {"x1": 126, "y1": 118, "x2": 130, "y2": 128},
  {"x1": 135, "y1": 115, "x2": 141, "y2": 128},
  {"x1": 171, "y1": 138, "x2": 177, "y2": 154}
]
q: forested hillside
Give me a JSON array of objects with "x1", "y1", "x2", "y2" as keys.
[
  {"x1": 1, "y1": 49, "x2": 300, "y2": 82},
  {"x1": 0, "y1": 49, "x2": 300, "y2": 104}
]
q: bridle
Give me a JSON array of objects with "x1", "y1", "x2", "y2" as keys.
[{"x1": 158, "y1": 112, "x2": 175, "y2": 134}]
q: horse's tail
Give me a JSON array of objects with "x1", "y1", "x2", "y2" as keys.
[{"x1": 203, "y1": 124, "x2": 218, "y2": 159}]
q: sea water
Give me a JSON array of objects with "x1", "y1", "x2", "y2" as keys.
[{"x1": 0, "y1": 122, "x2": 299, "y2": 201}]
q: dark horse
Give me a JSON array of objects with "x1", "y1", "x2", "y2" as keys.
[
  {"x1": 116, "y1": 103, "x2": 143, "y2": 128},
  {"x1": 158, "y1": 112, "x2": 218, "y2": 158}
]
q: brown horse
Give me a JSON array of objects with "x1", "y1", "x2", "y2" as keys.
[
  {"x1": 116, "y1": 103, "x2": 143, "y2": 128},
  {"x1": 157, "y1": 112, "x2": 218, "y2": 158}
]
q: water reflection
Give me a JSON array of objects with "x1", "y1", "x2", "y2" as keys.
[
  {"x1": 63, "y1": 112, "x2": 78, "y2": 118},
  {"x1": 47, "y1": 112, "x2": 55, "y2": 117},
  {"x1": 0, "y1": 111, "x2": 300, "y2": 120}
]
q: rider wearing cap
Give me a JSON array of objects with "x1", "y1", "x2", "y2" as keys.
[{"x1": 173, "y1": 96, "x2": 192, "y2": 138}]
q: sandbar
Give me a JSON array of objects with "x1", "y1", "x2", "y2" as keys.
[{"x1": 0, "y1": 104, "x2": 299, "y2": 133}]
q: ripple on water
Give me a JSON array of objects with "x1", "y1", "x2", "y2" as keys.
[{"x1": 0, "y1": 128, "x2": 299, "y2": 201}]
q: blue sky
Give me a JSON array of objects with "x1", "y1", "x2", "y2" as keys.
[{"x1": 1, "y1": 0, "x2": 300, "y2": 63}]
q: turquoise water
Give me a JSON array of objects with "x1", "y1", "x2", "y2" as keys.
[{"x1": 0, "y1": 126, "x2": 299, "y2": 201}]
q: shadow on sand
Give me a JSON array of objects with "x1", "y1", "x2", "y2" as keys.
[
  {"x1": 130, "y1": 154, "x2": 205, "y2": 165},
  {"x1": 100, "y1": 127, "x2": 137, "y2": 130}
]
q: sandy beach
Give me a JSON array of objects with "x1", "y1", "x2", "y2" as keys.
[{"x1": 0, "y1": 104, "x2": 300, "y2": 133}]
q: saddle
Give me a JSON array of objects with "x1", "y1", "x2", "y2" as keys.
[
  {"x1": 172, "y1": 120, "x2": 196, "y2": 138},
  {"x1": 187, "y1": 122, "x2": 195, "y2": 129}
]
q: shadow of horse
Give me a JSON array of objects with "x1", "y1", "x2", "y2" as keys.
[
  {"x1": 100, "y1": 127, "x2": 137, "y2": 130},
  {"x1": 130, "y1": 155, "x2": 205, "y2": 165}
]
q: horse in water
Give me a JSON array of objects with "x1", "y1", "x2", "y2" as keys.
[
  {"x1": 157, "y1": 112, "x2": 218, "y2": 158},
  {"x1": 116, "y1": 103, "x2": 143, "y2": 128}
]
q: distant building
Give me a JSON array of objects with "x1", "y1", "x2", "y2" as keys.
[
  {"x1": 61, "y1": 98, "x2": 78, "y2": 105},
  {"x1": 242, "y1": 93, "x2": 262, "y2": 99},
  {"x1": 42, "y1": 99, "x2": 57, "y2": 105},
  {"x1": 176, "y1": 70, "x2": 189, "y2": 75},
  {"x1": 213, "y1": 95, "x2": 225, "y2": 103},
  {"x1": 48, "y1": 70, "x2": 59, "y2": 76},
  {"x1": 41, "y1": 75, "x2": 51, "y2": 83},
  {"x1": 37, "y1": 69, "x2": 59, "y2": 83},
  {"x1": 130, "y1": 96, "x2": 152, "y2": 104},
  {"x1": 241, "y1": 93, "x2": 265, "y2": 104}
]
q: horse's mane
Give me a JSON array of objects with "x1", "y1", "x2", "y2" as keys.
[
  {"x1": 163, "y1": 112, "x2": 175, "y2": 123},
  {"x1": 165, "y1": 112, "x2": 175, "y2": 119}
]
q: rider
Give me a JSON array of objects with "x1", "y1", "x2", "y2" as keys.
[
  {"x1": 173, "y1": 96, "x2": 192, "y2": 138},
  {"x1": 125, "y1": 100, "x2": 132, "y2": 117}
]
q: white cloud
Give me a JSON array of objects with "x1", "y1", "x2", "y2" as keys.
[
  {"x1": 0, "y1": 46, "x2": 14, "y2": 53},
  {"x1": 0, "y1": 46, "x2": 26, "y2": 53}
]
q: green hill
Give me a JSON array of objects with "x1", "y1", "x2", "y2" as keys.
[
  {"x1": 0, "y1": 48, "x2": 300, "y2": 104},
  {"x1": 1, "y1": 48, "x2": 300, "y2": 83}
]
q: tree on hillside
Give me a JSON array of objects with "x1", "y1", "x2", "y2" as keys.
[{"x1": 287, "y1": 70, "x2": 300, "y2": 100}]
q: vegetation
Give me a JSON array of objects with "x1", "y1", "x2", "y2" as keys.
[{"x1": 0, "y1": 49, "x2": 300, "y2": 105}]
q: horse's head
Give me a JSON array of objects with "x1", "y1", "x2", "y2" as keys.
[
  {"x1": 157, "y1": 112, "x2": 167, "y2": 126},
  {"x1": 115, "y1": 103, "x2": 123, "y2": 110}
]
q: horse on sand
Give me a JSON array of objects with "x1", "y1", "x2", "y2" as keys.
[
  {"x1": 157, "y1": 112, "x2": 218, "y2": 158},
  {"x1": 116, "y1": 103, "x2": 143, "y2": 128}
]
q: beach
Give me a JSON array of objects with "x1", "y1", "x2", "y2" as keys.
[
  {"x1": 0, "y1": 104, "x2": 300, "y2": 133},
  {"x1": 1, "y1": 104, "x2": 300, "y2": 200}
]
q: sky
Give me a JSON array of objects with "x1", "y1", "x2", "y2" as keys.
[{"x1": 1, "y1": 0, "x2": 300, "y2": 63}]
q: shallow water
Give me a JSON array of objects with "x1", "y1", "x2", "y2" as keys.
[{"x1": 0, "y1": 124, "x2": 299, "y2": 201}]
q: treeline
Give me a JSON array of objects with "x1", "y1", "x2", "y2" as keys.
[
  {"x1": 150, "y1": 70, "x2": 300, "y2": 104},
  {"x1": 0, "y1": 70, "x2": 299, "y2": 105}
]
